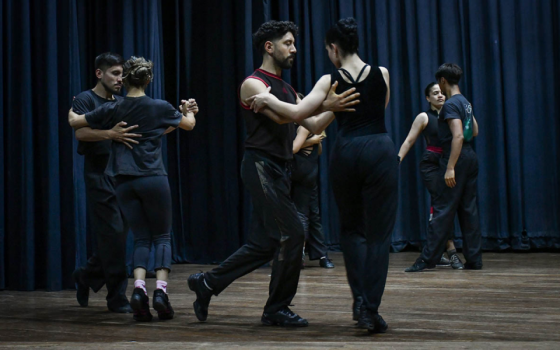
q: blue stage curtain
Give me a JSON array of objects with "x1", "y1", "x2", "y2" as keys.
[{"x1": 1, "y1": 0, "x2": 559, "y2": 291}]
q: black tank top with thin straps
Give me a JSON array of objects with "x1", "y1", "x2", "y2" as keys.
[
  {"x1": 331, "y1": 65, "x2": 388, "y2": 137},
  {"x1": 239, "y1": 69, "x2": 297, "y2": 160},
  {"x1": 422, "y1": 109, "x2": 441, "y2": 147}
]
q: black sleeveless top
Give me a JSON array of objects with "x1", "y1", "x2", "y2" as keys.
[
  {"x1": 240, "y1": 69, "x2": 297, "y2": 160},
  {"x1": 422, "y1": 109, "x2": 441, "y2": 147},
  {"x1": 331, "y1": 65, "x2": 387, "y2": 137}
]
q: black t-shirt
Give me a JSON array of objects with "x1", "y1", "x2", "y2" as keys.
[
  {"x1": 438, "y1": 94, "x2": 473, "y2": 151},
  {"x1": 85, "y1": 95, "x2": 182, "y2": 177},
  {"x1": 72, "y1": 90, "x2": 122, "y2": 156}
]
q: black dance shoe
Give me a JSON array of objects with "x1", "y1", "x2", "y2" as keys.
[
  {"x1": 436, "y1": 254, "x2": 451, "y2": 267},
  {"x1": 319, "y1": 257, "x2": 335, "y2": 268},
  {"x1": 404, "y1": 258, "x2": 433, "y2": 272},
  {"x1": 367, "y1": 313, "x2": 388, "y2": 334},
  {"x1": 357, "y1": 305, "x2": 372, "y2": 329},
  {"x1": 72, "y1": 268, "x2": 89, "y2": 307},
  {"x1": 261, "y1": 306, "x2": 309, "y2": 327},
  {"x1": 352, "y1": 296, "x2": 363, "y2": 321},
  {"x1": 450, "y1": 254, "x2": 465, "y2": 270},
  {"x1": 153, "y1": 289, "x2": 174, "y2": 320},
  {"x1": 188, "y1": 273, "x2": 213, "y2": 321},
  {"x1": 108, "y1": 303, "x2": 133, "y2": 313},
  {"x1": 130, "y1": 288, "x2": 153, "y2": 322}
]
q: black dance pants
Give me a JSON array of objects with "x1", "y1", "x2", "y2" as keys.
[
  {"x1": 80, "y1": 154, "x2": 129, "y2": 309},
  {"x1": 205, "y1": 150, "x2": 305, "y2": 314},
  {"x1": 115, "y1": 175, "x2": 173, "y2": 272},
  {"x1": 291, "y1": 155, "x2": 328, "y2": 260},
  {"x1": 420, "y1": 146, "x2": 483, "y2": 268},
  {"x1": 419, "y1": 150, "x2": 454, "y2": 241},
  {"x1": 330, "y1": 133, "x2": 398, "y2": 314}
]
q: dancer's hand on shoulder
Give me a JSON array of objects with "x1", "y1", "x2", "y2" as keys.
[{"x1": 246, "y1": 86, "x2": 272, "y2": 113}]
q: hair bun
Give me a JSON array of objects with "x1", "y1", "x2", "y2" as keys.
[
  {"x1": 123, "y1": 56, "x2": 154, "y2": 87},
  {"x1": 337, "y1": 17, "x2": 358, "y2": 36}
]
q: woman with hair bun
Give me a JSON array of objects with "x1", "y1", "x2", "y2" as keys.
[
  {"x1": 69, "y1": 56, "x2": 199, "y2": 322},
  {"x1": 246, "y1": 17, "x2": 396, "y2": 334}
]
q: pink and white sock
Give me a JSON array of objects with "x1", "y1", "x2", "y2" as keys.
[
  {"x1": 134, "y1": 279, "x2": 147, "y2": 295},
  {"x1": 156, "y1": 280, "x2": 167, "y2": 294}
]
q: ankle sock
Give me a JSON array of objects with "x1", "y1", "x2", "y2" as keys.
[
  {"x1": 156, "y1": 280, "x2": 167, "y2": 294},
  {"x1": 447, "y1": 249, "x2": 457, "y2": 259},
  {"x1": 134, "y1": 279, "x2": 147, "y2": 295}
]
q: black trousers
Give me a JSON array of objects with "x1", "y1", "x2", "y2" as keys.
[
  {"x1": 205, "y1": 150, "x2": 305, "y2": 313},
  {"x1": 115, "y1": 175, "x2": 173, "y2": 272},
  {"x1": 292, "y1": 152, "x2": 328, "y2": 260},
  {"x1": 80, "y1": 154, "x2": 129, "y2": 308},
  {"x1": 330, "y1": 133, "x2": 398, "y2": 314},
  {"x1": 420, "y1": 146, "x2": 483, "y2": 267},
  {"x1": 419, "y1": 151, "x2": 454, "y2": 241}
]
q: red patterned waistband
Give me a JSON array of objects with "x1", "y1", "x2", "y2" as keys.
[{"x1": 426, "y1": 146, "x2": 443, "y2": 154}]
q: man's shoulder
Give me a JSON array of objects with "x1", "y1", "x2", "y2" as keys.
[{"x1": 74, "y1": 90, "x2": 95, "y2": 101}]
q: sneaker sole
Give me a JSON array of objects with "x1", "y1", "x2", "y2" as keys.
[{"x1": 261, "y1": 318, "x2": 309, "y2": 327}]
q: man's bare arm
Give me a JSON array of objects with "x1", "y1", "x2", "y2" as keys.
[{"x1": 445, "y1": 119, "x2": 464, "y2": 188}]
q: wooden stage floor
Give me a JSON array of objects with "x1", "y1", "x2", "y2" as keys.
[{"x1": 1, "y1": 252, "x2": 559, "y2": 349}]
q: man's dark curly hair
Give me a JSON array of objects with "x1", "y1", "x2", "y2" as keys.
[{"x1": 253, "y1": 21, "x2": 298, "y2": 55}]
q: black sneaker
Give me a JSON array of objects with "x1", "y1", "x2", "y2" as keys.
[
  {"x1": 450, "y1": 254, "x2": 465, "y2": 270},
  {"x1": 352, "y1": 296, "x2": 363, "y2": 321},
  {"x1": 404, "y1": 258, "x2": 433, "y2": 272},
  {"x1": 436, "y1": 254, "x2": 451, "y2": 267},
  {"x1": 130, "y1": 288, "x2": 153, "y2": 322},
  {"x1": 153, "y1": 289, "x2": 174, "y2": 320},
  {"x1": 261, "y1": 306, "x2": 308, "y2": 327},
  {"x1": 367, "y1": 313, "x2": 388, "y2": 334},
  {"x1": 72, "y1": 268, "x2": 89, "y2": 307},
  {"x1": 319, "y1": 257, "x2": 335, "y2": 268},
  {"x1": 187, "y1": 273, "x2": 213, "y2": 321}
]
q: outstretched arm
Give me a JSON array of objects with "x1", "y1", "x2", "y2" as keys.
[
  {"x1": 398, "y1": 112, "x2": 428, "y2": 162},
  {"x1": 245, "y1": 75, "x2": 360, "y2": 123},
  {"x1": 239, "y1": 79, "x2": 292, "y2": 124}
]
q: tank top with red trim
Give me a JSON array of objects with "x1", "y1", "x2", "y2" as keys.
[{"x1": 239, "y1": 69, "x2": 297, "y2": 160}]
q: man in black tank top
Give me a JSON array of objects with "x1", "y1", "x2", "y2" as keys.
[
  {"x1": 187, "y1": 21, "x2": 357, "y2": 327},
  {"x1": 406, "y1": 63, "x2": 483, "y2": 272},
  {"x1": 68, "y1": 53, "x2": 141, "y2": 313}
]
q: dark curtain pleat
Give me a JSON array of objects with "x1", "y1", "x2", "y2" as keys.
[{"x1": 1, "y1": 0, "x2": 559, "y2": 290}]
